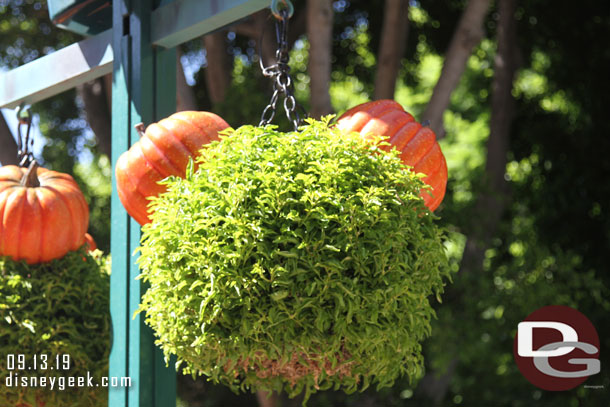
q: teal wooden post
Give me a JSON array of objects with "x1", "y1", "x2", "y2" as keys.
[{"x1": 110, "y1": 0, "x2": 177, "y2": 406}]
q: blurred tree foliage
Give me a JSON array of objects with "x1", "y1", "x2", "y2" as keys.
[{"x1": 1, "y1": 0, "x2": 609, "y2": 405}]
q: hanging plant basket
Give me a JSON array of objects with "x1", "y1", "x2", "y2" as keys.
[
  {"x1": 0, "y1": 249, "x2": 110, "y2": 407},
  {"x1": 137, "y1": 118, "x2": 451, "y2": 399},
  {"x1": 0, "y1": 106, "x2": 108, "y2": 406}
]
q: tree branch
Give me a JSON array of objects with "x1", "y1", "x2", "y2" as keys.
[
  {"x1": 374, "y1": 0, "x2": 410, "y2": 100},
  {"x1": 422, "y1": 0, "x2": 491, "y2": 138}
]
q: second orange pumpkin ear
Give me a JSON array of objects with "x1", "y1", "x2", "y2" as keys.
[
  {"x1": 115, "y1": 111, "x2": 230, "y2": 225},
  {"x1": 336, "y1": 100, "x2": 448, "y2": 211}
]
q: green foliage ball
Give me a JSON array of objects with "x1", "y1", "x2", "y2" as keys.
[
  {"x1": 0, "y1": 249, "x2": 110, "y2": 407},
  {"x1": 138, "y1": 119, "x2": 450, "y2": 399}
]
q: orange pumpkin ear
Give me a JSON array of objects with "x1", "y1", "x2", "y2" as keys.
[
  {"x1": 337, "y1": 101, "x2": 448, "y2": 211},
  {"x1": 0, "y1": 161, "x2": 89, "y2": 264},
  {"x1": 115, "y1": 111, "x2": 230, "y2": 225}
]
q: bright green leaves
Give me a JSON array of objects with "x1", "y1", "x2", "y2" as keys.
[
  {"x1": 138, "y1": 118, "x2": 450, "y2": 400},
  {"x1": 0, "y1": 249, "x2": 110, "y2": 407}
]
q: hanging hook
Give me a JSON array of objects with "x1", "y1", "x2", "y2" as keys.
[
  {"x1": 259, "y1": 5, "x2": 304, "y2": 131},
  {"x1": 15, "y1": 103, "x2": 34, "y2": 167},
  {"x1": 270, "y1": 0, "x2": 294, "y2": 20}
]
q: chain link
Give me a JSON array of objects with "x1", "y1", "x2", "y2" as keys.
[
  {"x1": 16, "y1": 104, "x2": 34, "y2": 167},
  {"x1": 259, "y1": 8, "x2": 304, "y2": 131}
]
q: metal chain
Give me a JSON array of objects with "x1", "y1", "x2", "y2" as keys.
[
  {"x1": 16, "y1": 104, "x2": 34, "y2": 167},
  {"x1": 259, "y1": 6, "x2": 304, "y2": 131}
]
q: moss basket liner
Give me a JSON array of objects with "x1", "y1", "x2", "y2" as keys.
[
  {"x1": 138, "y1": 119, "x2": 450, "y2": 400},
  {"x1": 0, "y1": 249, "x2": 110, "y2": 407}
]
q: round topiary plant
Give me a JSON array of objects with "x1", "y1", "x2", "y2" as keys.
[
  {"x1": 0, "y1": 249, "x2": 110, "y2": 407},
  {"x1": 137, "y1": 118, "x2": 450, "y2": 400}
]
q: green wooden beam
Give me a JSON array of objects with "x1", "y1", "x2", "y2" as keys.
[
  {"x1": 151, "y1": 0, "x2": 269, "y2": 48},
  {"x1": 110, "y1": 0, "x2": 176, "y2": 406},
  {"x1": 0, "y1": 29, "x2": 112, "y2": 109}
]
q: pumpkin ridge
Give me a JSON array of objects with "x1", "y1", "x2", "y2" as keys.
[
  {"x1": 66, "y1": 185, "x2": 88, "y2": 249},
  {"x1": 118, "y1": 166, "x2": 151, "y2": 224},
  {"x1": 339, "y1": 99, "x2": 402, "y2": 120},
  {"x1": 421, "y1": 155, "x2": 443, "y2": 181},
  {"x1": 360, "y1": 109, "x2": 414, "y2": 144},
  {"x1": 388, "y1": 121, "x2": 421, "y2": 150},
  {"x1": 154, "y1": 121, "x2": 193, "y2": 171},
  {"x1": 414, "y1": 143, "x2": 443, "y2": 175},
  {"x1": 430, "y1": 169, "x2": 447, "y2": 210},
  {"x1": 54, "y1": 183, "x2": 89, "y2": 235},
  {"x1": 338, "y1": 103, "x2": 401, "y2": 133},
  {"x1": 127, "y1": 145, "x2": 173, "y2": 203},
  {"x1": 132, "y1": 143, "x2": 172, "y2": 189},
  {"x1": 23, "y1": 189, "x2": 42, "y2": 263},
  {"x1": 36, "y1": 189, "x2": 45, "y2": 263},
  {"x1": 174, "y1": 116, "x2": 212, "y2": 138},
  {"x1": 425, "y1": 159, "x2": 447, "y2": 211},
  {"x1": 43, "y1": 185, "x2": 81, "y2": 250},
  {"x1": 171, "y1": 112, "x2": 228, "y2": 146},
  {"x1": 47, "y1": 187, "x2": 82, "y2": 257},
  {"x1": 170, "y1": 117, "x2": 212, "y2": 155},
  {"x1": 420, "y1": 161, "x2": 444, "y2": 208},
  {"x1": 11, "y1": 190, "x2": 27, "y2": 261},
  {"x1": 39, "y1": 173, "x2": 77, "y2": 185},
  {"x1": 116, "y1": 151, "x2": 152, "y2": 224},
  {"x1": 424, "y1": 159, "x2": 447, "y2": 190},
  {"x1": 401, "y1": 128, "x2": 436, "y2": 166},
  {"x1": 139, "y1": 139, "x2": 179, "y2": 178}
]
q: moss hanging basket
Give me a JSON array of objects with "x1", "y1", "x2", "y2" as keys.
[
  {"x1": 137, "y1": 119, "x2": 450, "y2": 399},
  {"x1": 0, "y1": 249, "x2": 110, "y2": 407}
]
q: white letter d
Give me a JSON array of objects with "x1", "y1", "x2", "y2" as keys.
[{"x1": 518, "y1": 321, "x2": 577, "y2": 357}]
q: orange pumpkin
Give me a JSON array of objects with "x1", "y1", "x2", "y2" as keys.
[
  {"x1": 115, "y1": 111, "x2": 230, "y2": 225},
  {"x1": 84, "y1": 232, "x2": 97, "y2": 252},
  {"x1": 0, "y1": 161, "x2": 89, "y2": 264},
  {"x1": 336, "y1": 100, "x2": 447, "y2": 211}
]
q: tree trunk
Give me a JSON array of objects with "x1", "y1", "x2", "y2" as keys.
[
  {"x1": 0, "y1": 112, "x2": 19, "y2": 166},
  {"x1": 176, "y1": 48, "x2": 198, "y2": 111},
  {"x1": 102, "y1": 74, "x2": 112, "y2": 114},
  {"x1": 374, "y1": 0, "x2": 410, "y2": 100},
  {"x1": 307, "y1": 0, "x2": 334, "y2": 118},
  {"x1": 203, "y1": 32, "x2": 232, "y2": 105},
  {"x1": 463, "y1": 0, "x2": 517, "y2": 267},
  {"x1": 78, "y1": 78, "x2": 112, "y2": 158},
  {"x1": 422, "y1": 0, "x2": 491, "y2": 138},
  {"x1": 417, "y1": 0, "x2": 518, "y2": 403}
]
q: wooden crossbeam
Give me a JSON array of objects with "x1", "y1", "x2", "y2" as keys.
[
  {"x1": 0, "y1": 29, "x2": 113, "y2": 109},
  {"x1": 151, "y1": 0, "x2": 269, "y2": 48},
  {"x1": 0, "y1": 0, "x2": 269, "y2": 110}
]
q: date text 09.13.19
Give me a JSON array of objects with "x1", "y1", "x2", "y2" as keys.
[{"x1": 6, "y1": 354, "x2": 71, "y2": 371}]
